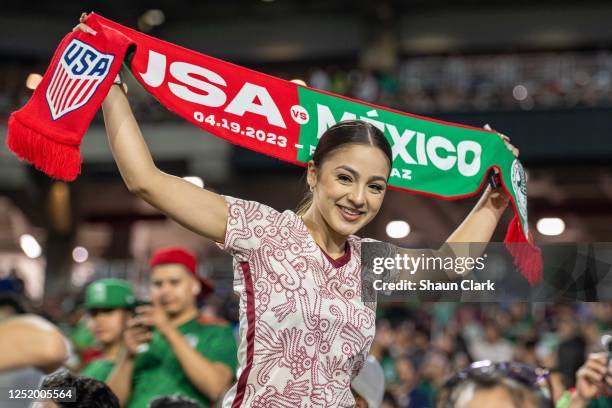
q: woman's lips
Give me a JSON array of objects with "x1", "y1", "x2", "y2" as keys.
[{"x1": 337, "y1": 205, "x2": 363, "y2": 222}]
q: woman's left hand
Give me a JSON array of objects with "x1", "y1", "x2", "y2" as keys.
[
  {"x1": 485, "y1": 124, "x2": 519, "y2": 158},
  {"x1": 483, "y1": 124, "x2": 519, "y2": 208}
]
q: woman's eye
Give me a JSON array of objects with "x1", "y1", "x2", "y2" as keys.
[
  {"x1": 369, "y1": 184, "x2": 384, "y2": 192},
  {"x1": 338, "y1": 174, "x2": 352, "y2": 183}
]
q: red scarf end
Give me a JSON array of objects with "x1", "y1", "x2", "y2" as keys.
[
  {"x1": 7, "y1": 113, "x2": 81, "y2": 181},
  {"x1": 504, "y1": 215, "x2": 543, "y2": 285}
]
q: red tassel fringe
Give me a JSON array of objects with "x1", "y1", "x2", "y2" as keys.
[
  {"x1": 504, "y1": 215, "x2": 543, "y2": 285},
  {"x1": 6, "y1": 113, "x2": 81, "y2": 181}
]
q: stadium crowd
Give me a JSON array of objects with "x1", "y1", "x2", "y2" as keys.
[
  {"x1": 1, "y1": 260, "x2": 610, "y2": 407},
  {"x1": 3, "y1": 51, "x2": 612, "y2": 124}
]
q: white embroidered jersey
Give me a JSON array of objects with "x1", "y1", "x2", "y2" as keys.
[{"x1": 218, "y1": 196, "x2": 376, "y2": 408}]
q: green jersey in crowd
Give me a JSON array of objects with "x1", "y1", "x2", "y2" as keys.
[
  {"x1": 81, "y1": 359, "x2": 115, "y2": 381},
  {"x1": 127, "y1": 319, "x2": 237, "y2": 408}
]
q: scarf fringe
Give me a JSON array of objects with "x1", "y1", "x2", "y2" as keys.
[
  {"x1": 7, "y1": 112, "x2": 81, "y2": 181},
  {"x1": 504, "y1": 215, "x2": 543, "y2": 285}
]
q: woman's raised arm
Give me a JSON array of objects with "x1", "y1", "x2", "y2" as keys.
[
  {"x1": 101, "y1": 85, "x2": 228, "y2": 243},
  {"x1": 74, "y1": 15, "x2": 229, "y2": 243},
  {"x1": 445, "y1": 125, "x2": 518, "y2": 244}
]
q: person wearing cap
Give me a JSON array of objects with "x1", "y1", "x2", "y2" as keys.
[
  {"x1": 80, "y1": 278, "x2": 135, "y2": 381},
  {"x1": 106, "y1": 247, "x2": 237, "y2": 408}
]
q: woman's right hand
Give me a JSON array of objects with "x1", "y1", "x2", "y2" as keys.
[{"x1": 72, "y1": 12, "x2": 96, "y2": 35}]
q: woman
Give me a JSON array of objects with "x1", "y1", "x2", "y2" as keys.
[{"x1": 75, "y1": 13, "x2": 518, "y2": 407}]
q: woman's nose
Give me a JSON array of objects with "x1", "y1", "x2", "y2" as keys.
[{"x1": 347, "y1": 185, "x2": 366, "y2": 207}]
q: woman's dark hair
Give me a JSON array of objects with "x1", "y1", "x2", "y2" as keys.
[{"x1": 295, "y1": 120, "x2": 393, "y2": 216}]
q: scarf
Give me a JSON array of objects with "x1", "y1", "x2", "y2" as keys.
[{"x1": 5, "y1": 13, "x2": 542, "y2": 284}]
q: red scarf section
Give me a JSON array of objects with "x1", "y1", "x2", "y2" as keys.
[{"x1": 8, "y1": 22, "x2": 130, "y2": 179}]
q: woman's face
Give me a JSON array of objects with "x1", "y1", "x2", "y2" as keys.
[{"x1": 308, "y1": 144, "x2": 390, "y2": 237}]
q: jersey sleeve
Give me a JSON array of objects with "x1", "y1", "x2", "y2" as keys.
[
  {"x1": 216, "y1": 196, "x2": 281, "y2": 262},
  {"x1": 198, "y1": 325, "x2": 238, "y2": 374}
]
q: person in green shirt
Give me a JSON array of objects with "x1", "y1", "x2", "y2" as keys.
[
  {"x1": 106, "y1": 247, "x2": 237, "y2": 408},
  {"x1": 80, "y1": 278, "x2": 135, "y2": 381}
]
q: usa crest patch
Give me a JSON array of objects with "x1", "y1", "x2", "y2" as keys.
[{"x1": 46, "y1": 39, "x2": 114, "y2": 120}]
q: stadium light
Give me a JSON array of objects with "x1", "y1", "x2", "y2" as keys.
[
  {"x1": 536, "y1": 217, "x2": 565, "y2": 236},
  {"x1": 512, "y1": 84, "x2": 528, "y2": 101},
  {"x1": 386, "y1": 220, "x2": 410, "y2": 239},
  {"x1": 142, "y1": 9, "x2": 165, "y2": 26},
  {"x1": 72, "y1": 246, "x2": 89, "y2": 263},
  {"x1": 20, "y1": 234, "x2": 42, "y2": 259},
  {"x1": 138, "y1": 9, "x2": 165, "y2": 32}
]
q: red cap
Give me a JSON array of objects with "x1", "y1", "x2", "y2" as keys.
[{"x1": 149, "y1": 247, "x2": 214, "y2": 297}]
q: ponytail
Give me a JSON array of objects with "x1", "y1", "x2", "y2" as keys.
[{"x1": 295, "y1": 191, "x2": 313, "y2": 216}]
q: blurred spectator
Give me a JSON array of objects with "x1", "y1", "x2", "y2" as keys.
[
  {"x1": 80, "y1": 279, "x2": 135, "y2": 381},
  {"x1": 469, "y1": 319, "x2": 515, "y2": 363},
  {"x1": 557, "y1": 315, "x2": 587, "y2": 389},
  {"x1": 370, "y1": 319, "x2": 403, "y2": 386},
  {"x1": 308, "y1": 68, "x2": 331, "y2": 91},
  {"x1": 554, "y1": 352, "x2": 611, "y2": 408},
  {"x1": 382, "y1": 390, "x2": 401, "y2": 408},
  {"x1": 105, "y1": 247, "x2": 237, "y2": 408},
  {"x1": 351, "y1": 70, "x2": 380, "y2": 102},
  {"x1": 65, "y1": 307, "x2": 97, "y2": 368},
  {"x1": 419, "y1": 350, "x2": 452, "y2": 404},
  {"x1": 394, "y1": 354, "x2": 433, "y2": 407},
  {"x1": 33, "y1": 370, "x2": 119, "y2": 408},
  {"x1": 516, "y1": 337, "x2": 540, "y2": 367}
]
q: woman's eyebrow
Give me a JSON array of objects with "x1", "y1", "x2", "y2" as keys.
[
  {"x1": 335, "y1": 165, "x2": 359, "y2": 178},
  {"x1": 369, "y1": 175, "x2": 388, "y2": 184},
  {"x1": 335, "y1": 165, "x2": 387, "y2": 183}
]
